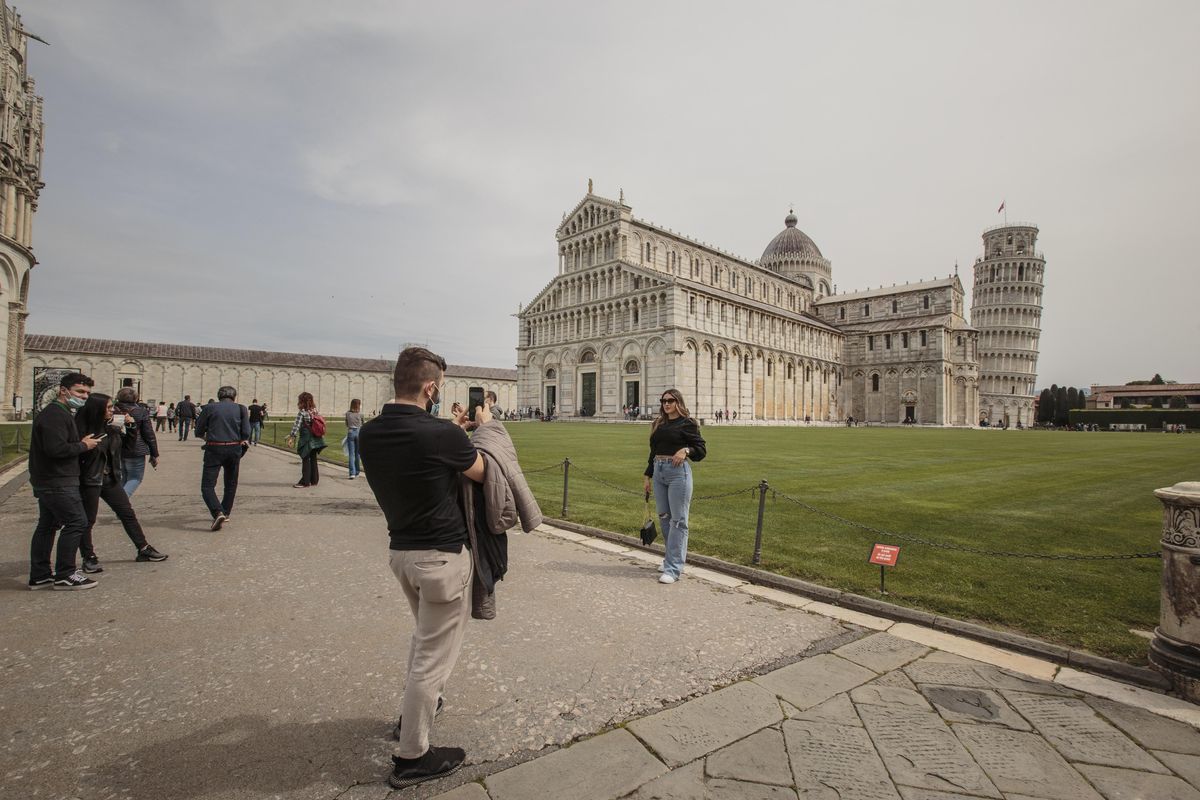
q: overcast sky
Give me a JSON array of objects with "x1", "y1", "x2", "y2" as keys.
[{"x1": 20, "y1": 1, "x2": 1199, "y2": 388}]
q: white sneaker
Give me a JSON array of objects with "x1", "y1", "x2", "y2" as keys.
[
  {"x1": 658, "y1": 573, "x2": 677, "y2": 584},
  {"x1": 657, "y1": 563, "x2": 665, "y2": 573}
]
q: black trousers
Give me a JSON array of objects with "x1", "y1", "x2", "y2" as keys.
[
  {"x1": 300, "y1": 452, "x2": 320, "y2": 486},
  {"x1": 201, "y1": 445, "x2": 243, "y2": 518},
  {"x1": 80, "y1": 483, "x2": 149, "y2": 558},
  {"x1": 30, "y1": 486, "x2": 89, "y2": 580}
]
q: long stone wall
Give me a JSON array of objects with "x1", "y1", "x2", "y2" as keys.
[{"x1": 19, "y1": 336, "x2": 516, "y2": 421}]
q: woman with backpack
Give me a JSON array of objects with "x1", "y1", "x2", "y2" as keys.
[{"x1": 286, "y1": 392, "x2": 326, "y2": 488}]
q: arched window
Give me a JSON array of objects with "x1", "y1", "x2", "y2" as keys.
[
  {"x1": 872, "y1": 374, "x2": 880, "y2": 392},
  {"x1": 744, "y1": 355, "x2": 751, "y2": 374},
  {"x1": 716, "y1": 353, "x2": 724, "y2": 370},
  {"x1": 625, "y1": 359, "x2": 640, "y2": 374},
  {"x1": 546, "y1": 368, "x2": 556, "y2": 379},
  {"x1": 580, "y1": 351, "x2": 596, "y2": 364}
]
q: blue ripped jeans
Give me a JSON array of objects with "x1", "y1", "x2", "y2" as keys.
[{"x1": 652, "y1": 459, "x2": 693, "y2": 579}]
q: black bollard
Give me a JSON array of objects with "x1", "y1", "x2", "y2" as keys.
[
  {"x1": 752, "y1": 480, "x2": 769, "y2": 565},
  {"x1": 561, "y1": 458, "x2": 571, "y2": 518}
]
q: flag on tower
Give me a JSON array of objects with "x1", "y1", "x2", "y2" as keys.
[{"x1": 997, "y1": 200, "x2": 1006, "y2": 214}]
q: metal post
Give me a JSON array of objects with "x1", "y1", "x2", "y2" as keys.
[
  {"x1": 752, "y1": 479, "x2": 769, "y2": 565},
  {"x1": 561, "y1": 458, "x2": 571, "y2": 518},
  {"x1": 880, "y1": 565, "x2": 887, "y2": 595}
]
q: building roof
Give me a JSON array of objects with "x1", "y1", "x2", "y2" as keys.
[
  {"x1": 760, "y1": 211, "x2": 824, "y2": 265},
  {"x1": 817, "y1": 277, "x2": 959, "y2": 304},
  {"x1": 23, "y1": 335, "x2": 518, "y2": 381}
]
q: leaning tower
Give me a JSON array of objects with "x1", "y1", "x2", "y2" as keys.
[{"x1": 970, "y1": 223, "x2": 1045, "y2": 427}]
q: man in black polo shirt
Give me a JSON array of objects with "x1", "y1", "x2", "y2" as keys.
[
  {"x1": 28, "y1": 372, "x2": 103, "y2": 590},
  {"x1": 359, "y1": 347, "x2": 489, "y2": 789}
]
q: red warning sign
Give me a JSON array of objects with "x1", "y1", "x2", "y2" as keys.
[{"x1": 868, "y1": 543, "x2": 900, "y2": 567}]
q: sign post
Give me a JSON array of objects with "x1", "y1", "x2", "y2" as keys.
[{"x1": 868, "y1": 543, "x2": 901, "y2": 595}]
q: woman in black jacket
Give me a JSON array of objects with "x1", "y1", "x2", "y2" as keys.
[
  {"x1": 642, "y1": 388, "x2": 706, "y2": 584},
  {"x1": 76, "y1": 394, "x2": 168, "y2": 573}
]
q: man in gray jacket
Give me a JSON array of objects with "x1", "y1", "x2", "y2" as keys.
[{"x1": 194, "y1": 385, "x2": 250, "y2": 531}]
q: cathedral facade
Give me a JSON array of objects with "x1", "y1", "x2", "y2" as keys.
[
  {"x1": 0, "y1": 2, "x2": 44, "y2": 420},
  {"x1": 517, "y1": 188, "x2": 1043, "y2": 426}
]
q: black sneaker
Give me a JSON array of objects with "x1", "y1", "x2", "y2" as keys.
[
  {"x1": 211, "y1": 514, "x2": 227, "y2": 531},
  {"x1": 136, "y1": 545, "x2": 168, "y2": 562},
  {"x1": 82, "y1": 558, "x2": 104, "y2": 574},
  {"x1": 54, "y1": 571, "x2": 98, "y2": 590},
  {"x1": 388, "y1": 746, "x2": 464, "y2": 789},
  {"x1": 393, "y1": 696, "x2": 444, "y2": 740},
  {"x1": 28, "y1": 576, "x2": 55, "y2": 590}
]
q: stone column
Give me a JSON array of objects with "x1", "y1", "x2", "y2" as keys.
[
  {"x1": 2, "y1": 184, "x2": 14, "y2": 239},
  {"x1": 24, "y1": 200, "x2": 33, "y2": 246},
  {"x1": 1150, "y1": 482, "x2": 1200, "y2": 701}
]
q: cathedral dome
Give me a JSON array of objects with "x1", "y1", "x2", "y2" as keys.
[{"x1": 761, "y1": 211, "x2": 824, "y2": 266}]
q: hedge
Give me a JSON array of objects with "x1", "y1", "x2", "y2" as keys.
[{"x1": 1069, "y1": 409, "x2": 1200, "y2": 429}]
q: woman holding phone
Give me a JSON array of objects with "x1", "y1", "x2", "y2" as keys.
[
  {"x1": 75, "y1": 393, "x2": 168, "y2": 572},
  {"x1": 642, "y1": 388, "x2": 706, "y2": 584}
]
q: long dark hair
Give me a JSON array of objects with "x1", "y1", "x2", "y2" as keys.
[
  {"x1": 651, "y1": 388, "x2": 692, "y2": 433},
  {"x1": 76, "y1": 393, "x2": 112, "y2": 438}
]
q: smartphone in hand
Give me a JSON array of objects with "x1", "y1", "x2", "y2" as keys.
[{"x1": 468, "y1": 386, "x2": 485, "y2": 422}]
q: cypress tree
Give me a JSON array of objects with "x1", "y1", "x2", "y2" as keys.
[
  {"x1": 1055, "y1": 386, "x2": 1069, "y2": 425},
  {"x1": 1038, "y1": 388, "x2": 1053, "y2": 423},
  {"x1": 1067, "y1": 387, "x2": 1079, "y2": 411}
]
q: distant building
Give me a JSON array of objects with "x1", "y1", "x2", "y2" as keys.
[
  {"x1": 516, "y1": 187, "x2": 1044, "y2": 425},
  {"x1": 1087, "y1": 383, "x2": 1200, "y2": 409},
  {"x1": 0, "y1": 2, "x2": 45, "y2": 419},
  {"x1": 21, "y1": 335, "x2": 516, "y2": 418}
]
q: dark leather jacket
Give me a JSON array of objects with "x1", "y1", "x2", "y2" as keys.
[
  {"x1": 118, "y1": 403, "x2": 159, "y2": 459},
  {"x1": 80, "y1": 432, "x2": 125, "y2": 488}
]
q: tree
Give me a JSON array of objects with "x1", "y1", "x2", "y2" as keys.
[
  {"x1": 1076, "y1": 388, "x2": 1088, "y2": 409},
  {"x1": 1151, "y1": 396, "x2": 1164, "y2": 409},
  {"x1": 1120, "y1": 399, "x2": 1132, "y2": 409},
  {"x1": 1067, "y1": 387, "x2": 1079, "y2": 412},
  {"x1": 1151, "y1": 373, "x2": 1166, "y2": 385},
  {"x1": 1169, "y1": 395, "x2": 1188, "y2": 409},
  {"x1": 1055, "y1": 386, "x2": 1069, "y2": 426},
  {"x1": 1037, "y1": 388, "x2": 1053, "y2": 423}
]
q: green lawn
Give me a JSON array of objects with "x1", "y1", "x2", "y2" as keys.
[
  {"x1": 0, "y1": 423, "x2": 32, "y2": 469},
  {"x1": 267, "y1": 417, "x2": 1197, "y2": 663}
]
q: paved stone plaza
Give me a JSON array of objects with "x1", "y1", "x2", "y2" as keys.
[{"x1": 3, "y1": 440, "x2": 1200, "y2": 799}]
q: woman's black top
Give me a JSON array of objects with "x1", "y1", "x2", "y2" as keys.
[{"x1": 644, "y1": 416, "x2": 707, "y2": 477}]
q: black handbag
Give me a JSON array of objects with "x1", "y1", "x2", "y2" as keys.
[{"x1": 639, "y1": 492, "x2": 658, "y2": 546}]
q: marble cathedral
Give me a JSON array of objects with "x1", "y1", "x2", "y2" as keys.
[{"x1": 516, "y1": 187, "x2": 1044, "y2": 427}]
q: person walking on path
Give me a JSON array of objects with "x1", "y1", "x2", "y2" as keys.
[
  {"x1": 248, "y1": 399, "x2": 265, "y2": 446},
  {"x1": 643, "y1": 388, "x2": 707, "y2": 585},
  {"x1": 154, "y1": 401, "x2": 168, "y2": 431},
  {"x1": 74, "y1": 393, "x2": 168, "y2": 572},
  {"x1": 286, "y1": 392, "x2": 325, "y2": 488},
  {"x1": 28, "y1": 372, "x2": 103, "y2": 590},
  {"x1": 166, "y1": 402, "x2": 176, "y2": 432},
  {"x1": 359, "y1": 347, "x2": 489, "y2": 789},
  {"x1": 176, "y1": 395, "x2": 197, "y2": 441},
  {"x1": 344, "y1": 398, "x2": 364, "y2": 479},
  {"x1": 115, "y1": 388, "x2": 159, "y2": 497},
  {"x1": 194, "y1": 385, "x2": 250, "y2": 531}
]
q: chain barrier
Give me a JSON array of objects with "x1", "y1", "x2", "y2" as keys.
[
  {"x1": 771, "y1": 488, "x2": 1161, "y2": 561},
  {"x1": 522, "y1": 463, "x2": 564, "y2": 475}
]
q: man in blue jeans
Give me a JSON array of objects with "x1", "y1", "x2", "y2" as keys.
[
  {"x1": 28, "y1": 372, "x2": 104, "y2": 590},
  {"x1": 194, "y1": 385, "x2": 250, "y2": 531},
  {"x1": 176, "y1": 395, "x2": 197, "y2": 441},
  {"x1": 248, "y1": 399, "x2": 264, "y2": 446}
]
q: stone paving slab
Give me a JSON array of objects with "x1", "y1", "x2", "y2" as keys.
[
  {"x1": 426, "y1": 783, "x2": 489, "y2": 800},
  {"x1": 1085, "y1": 695, "x2": 1200, "y2": 755},
  {"x1": 1075, "y1": 764, "x2": 1200, "y2": 800},
  {"x1": 857, "y1": 703, "x2": 1001, "y2": 797},
  {"x1": 919, "y1": 685, "x2": 1032, "y2": 730},
  {"x1": 1155, "y1": 751, "x2": 1200, "y2": 790},
  {"x1": 788, "y1": 692, "x2": 861, "y2": 726},
  {"x1": 483, "y1": 728, "x2": 666, "y2": 800},
  {"x1": 1057, "y1": 667, "x2": 1200, "y2": 728},
  {"x1": 890, "y1": 623, "x2": 1058, "y2": 681},
  {"x1": 850, "y1": 684, "x2": 934, "y2": 710},
  {"x1": 1000, "y1": 691, "x2": 1170, "y2": 773},
  {"x1": 627, "y1": 760, "x2": 705, "y2": 800},
  {"x1": 834, "y1": 631, "x2": 931, "y2": 673},
  {"x1": 804, "y1": 600, "x2": 895, "y2": 630},
  {"x1": 705, "y1": 727, "x2": 792, "y2": 786},
  {"x1": 783, "y1": 719, "x2": 902, "y2": 800},
  {"x1": 626, "y1": 681, "x2": 783, "y2": 767},
  {"x1": 953, "y1": 724, "x2": 1105, "y2": 800},
  {"x1": 685, "y1": 565, "x2": 747, "y2": 589},
  {"x1": 752, "y1": 652, "x2": 876, "y2": 710}
]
